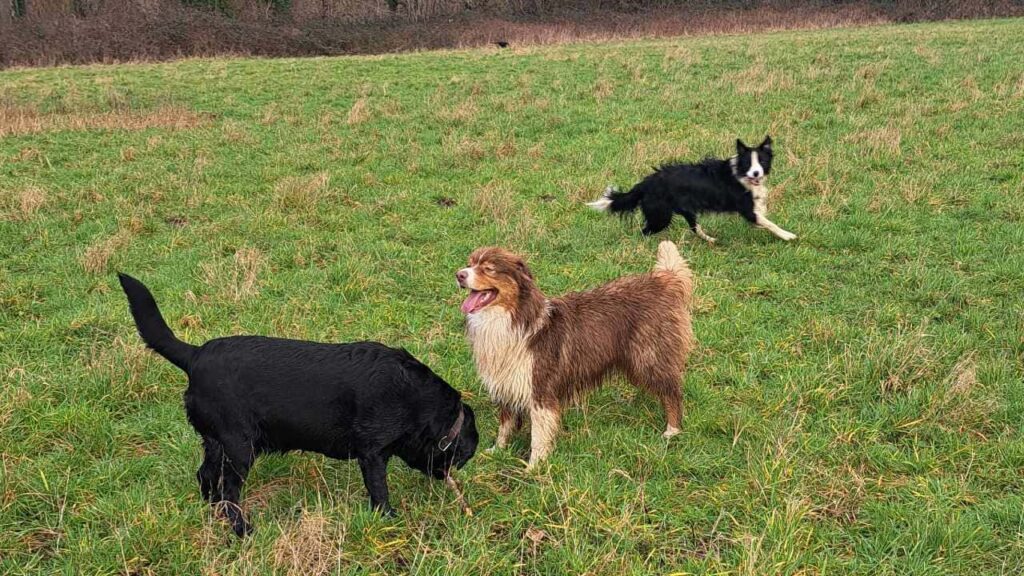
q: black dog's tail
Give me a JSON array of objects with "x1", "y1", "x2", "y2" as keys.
[
  {"x1": 117, "y1": 273, "x2": 197, "y2": 373},
  {"x1": 586, "y1": 184, "x2": 645, "y2": 214}
]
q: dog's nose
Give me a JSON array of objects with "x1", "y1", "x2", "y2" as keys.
[
  {"x1": 751, "y1": 169, "x2": 762, "y2": 178},
  {"x1": 456, "y1": 270, "x2": 468, "y2": 285}
]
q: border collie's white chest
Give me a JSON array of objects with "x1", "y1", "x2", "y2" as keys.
[{"x1": 466, "y1": 307, "x2": 534, "y2": 412}]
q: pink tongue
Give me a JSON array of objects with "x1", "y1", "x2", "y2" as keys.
[{"x1": 461, "y1": 291, "x2": 491, "y2": 314}]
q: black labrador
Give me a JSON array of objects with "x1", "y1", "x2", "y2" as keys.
[{"x1": 118, "y1": 273, "x2": 478, "y2": 536}]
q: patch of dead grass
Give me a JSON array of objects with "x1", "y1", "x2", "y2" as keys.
[
  {"x1": 1, "y1": 186, "x2": 47, "y2": 221},
  {"x1": 200, "y1": 246, "x2": 268, "y2": 302},
  {"x1": 81, "y1": 217, "x2": 143, "y2": 275},
  {"x1": 593, "y1": 77, "x2": 615, "y2": 101},
  {"x1": 845, "y1": 125, "x2": 902, "y2": 158},
  {"x1": 274, "y1": 172, "x2": 331, "y2": 213},
  {"x1": 722, "y1": 60, "x2": 793, "y2": 96},
  {"x1": 472, "y1": 181, "x2": 516, "y2": 226},
  {"x1": 437, "y1": 97, "x2": 480, "y2": 123},
  {"x1": 272, "y1": 512, "x2": 345, "y2": 576},
  {"x1": 231, "y1": 247, "x2": 267, "y2": 302},
  {"x1": 346, "y1": 96, "x2": 370, "y2": 125},
  {"x1": 0, "y1": 104, "x2": 209, "y2": 137}
]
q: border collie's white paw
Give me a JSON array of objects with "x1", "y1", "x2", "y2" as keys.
[
  {"x1": 586, "y1": 197, "x2": 612, "y2": 211},
  {"x1": 777, "y1": 230, "x2": 797, "y2": 241}
]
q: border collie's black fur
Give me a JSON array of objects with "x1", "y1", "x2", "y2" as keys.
[
  {"x1": 588, "y1": 136, "x2": 796, "y2": 243},
  {"x1": 118, "y1": 273, "x2": 478, "y2": 536}
]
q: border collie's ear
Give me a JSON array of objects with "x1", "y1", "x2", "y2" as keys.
[
  {"x1": 736, "y1": 139, "x2": 749, "y2": 154},
  {"x1": 759, "y1": 136, "x2": 773, "y2": 151}
]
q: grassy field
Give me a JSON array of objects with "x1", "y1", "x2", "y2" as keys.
[{"x1": 2, "y1": 17, "x2": 1024, "y2": 575}]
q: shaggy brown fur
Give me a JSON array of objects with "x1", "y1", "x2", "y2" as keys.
[{"x1": 457, "y1": 241, "x2": 694, "y2": 468}]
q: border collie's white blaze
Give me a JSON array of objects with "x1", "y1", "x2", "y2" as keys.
[{"x1": 589, "y1": 136, "x2": 798, "y2": 243}]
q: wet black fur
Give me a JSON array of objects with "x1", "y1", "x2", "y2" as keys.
[
  {"x1": 117, "y1": 273, "x2": 478, "y2": 537},
  {"x1": 605, "y1": 137, "x2": 774, "y2": 236}
]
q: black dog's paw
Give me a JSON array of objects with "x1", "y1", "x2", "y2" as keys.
[
  {"x1": 232, "y1": 518, "x2": 254, "y2": 538},
  {"x1": 373, "y1": 503, "x2": 398, "y2": 518}
]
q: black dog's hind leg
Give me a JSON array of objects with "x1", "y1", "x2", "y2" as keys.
[
  {"x1": 679, "y1": 210, "x2": 716, "y2": 244},
  {"x1": 199, "y1": 435, "x2": 255, "y2": 537},
  {"x1": 358, "y1": 453, "x2": 395, "y2": 516},
  {"x1": 197, "y1": 437, "x2": 223, "y2": 503}
]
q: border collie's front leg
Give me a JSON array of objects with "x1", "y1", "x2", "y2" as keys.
[
  {"x1": 742, "y1": 209, "x2": 797, "y2": 241},
  {"x1": 358, "y1": 454, "x2": 395, "y2": 516},
  {"x1": 679, "y1": 210, "x2": 716, "y2": 244}
]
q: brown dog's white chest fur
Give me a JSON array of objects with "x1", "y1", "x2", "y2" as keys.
[{"x1": 466, "y1": 307, "x2": 535, "y2": 413}]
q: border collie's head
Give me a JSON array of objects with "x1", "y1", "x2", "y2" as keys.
[
  {"x1": 456, "y1": 247, "x2": 535, "y2": 316},
  {"x1": 734, "y1": 136, "x2": 773, "y2": 187}
]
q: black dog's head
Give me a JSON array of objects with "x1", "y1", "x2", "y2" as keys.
[
  {"x1": 404, "y1": 402, "x2": 479, "y2": 480},
  {"x1": 734, "y1": 136, "x2": 773, "y2": 187}
]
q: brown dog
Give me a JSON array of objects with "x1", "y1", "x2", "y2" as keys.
[{"x1": 456, "y1": 241, "x2": 694, "y2": 469}]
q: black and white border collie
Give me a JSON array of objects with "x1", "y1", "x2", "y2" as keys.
[{"x1": 587, "y1": 136, "x2": 796, "y2": 243}]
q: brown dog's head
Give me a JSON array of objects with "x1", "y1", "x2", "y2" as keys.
[{"x1": 456, "y1": 247, "x2": 534, "y2": 315}]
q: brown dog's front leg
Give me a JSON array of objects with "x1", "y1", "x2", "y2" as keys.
[
  {"x1": 490, "y1": 405, "x2": 522, "y2": 452},
  {"x1": 526, "y1": 404, "x2": 560, "y2": 470}
]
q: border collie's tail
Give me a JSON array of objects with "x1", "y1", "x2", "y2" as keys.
[
  {"x1": 654, "y1": 241, "x2": 694, "y2": 307},
  {"x1": 117, "y1": 273, "x2": 197, "y2": 372},
  {"x1": 586, "y1": 185, "x2": 644, "y2": 214}
]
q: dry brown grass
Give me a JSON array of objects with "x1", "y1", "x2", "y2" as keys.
[
  {"x1": 231, "y1": 247, "x2": 267, "y2": 302},
  {"x1": 721, "y1": 59, "x2": 793, "y2": 96},
  {"x1": 593, "y1": 77, "x2": 615, "y2": 102},
  {"x1": 346, "y1": 96, "x2": 371, "y2": 125},
  {"x1": 81, "y1": 217, "x2": 143, "y2": 275},
  {"x1": 1, "y1": 186, "x2": 48, "y2": 221},
  {"x1": 437, "y1": 97, "x2": 480, "y2": 124},
  {"x1": 846, "y1": 125, "x2": 902, "y2": 158},
  {"x1": 274, "y1": 171, "x2": 331, "y2": 213},
  {"x1": 472, "y1": 181, "x2": 515, "y2": 226},
  {"x1": 272, "y1": 512, "x2": 345, "y2": 576},
  {"x1": 925, "y1": 353, "x2": 1001, "y2": 433},
  {"x1": 0, "y1": 104, "x2": 209, "y2": 137}
]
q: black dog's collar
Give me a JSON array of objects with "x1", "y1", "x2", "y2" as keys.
[{"x1": 438, "y1": 407, "x2": 464, "y2": 452}]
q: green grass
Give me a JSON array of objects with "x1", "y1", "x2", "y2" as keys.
[{"x1": 2, "y1": 17, "x2": 1024, "y2": 575}]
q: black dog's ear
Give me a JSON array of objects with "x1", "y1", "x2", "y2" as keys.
[
  {"x1": 759, "y1": 135, "x2": 772, "y2": 151},
  {"x1": 736, "y1": 139, "x2": 749, "y2": 154}
]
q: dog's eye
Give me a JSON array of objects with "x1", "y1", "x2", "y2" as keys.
[{"x1": 482, "y1": 266, "x2": 496, "y2": 275}]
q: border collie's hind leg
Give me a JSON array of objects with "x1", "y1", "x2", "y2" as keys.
[
  {"x1": 640, "y1": 201, "x2": 672, "y2": 236},
  {"x1": 679, "y1": 210, "x2": 716, "y2": 244}
]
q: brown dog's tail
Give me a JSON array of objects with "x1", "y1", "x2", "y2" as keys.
[{"x1": 654, "y1": 241, "x2": 694, "y2": 306}]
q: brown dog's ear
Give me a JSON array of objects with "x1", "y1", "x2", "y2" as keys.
[{"x1": 516, "y1": 260, "x2": 533, "y2": 282}]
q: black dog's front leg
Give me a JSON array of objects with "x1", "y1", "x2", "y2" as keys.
[{"x1": 358, "y1": 454, "x2": 395, "y2": 516}]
